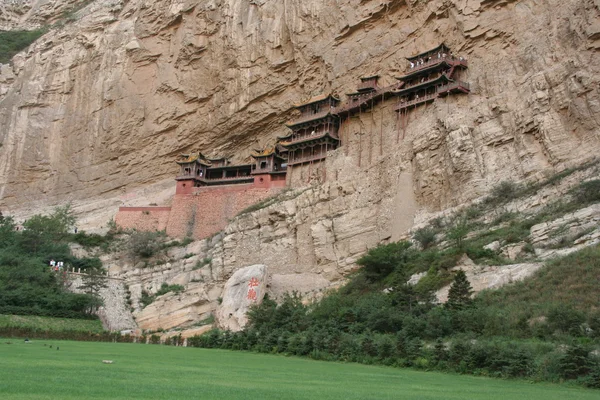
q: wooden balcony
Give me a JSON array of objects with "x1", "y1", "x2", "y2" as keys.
[
  {"x1": 437, "y1": 80, "x2": 471, "y2": 95},
  {"x1": 335, "y1": 81, "x2": 404, "y2": 116},
  {"x1": 287, "y1": 109, "x2": 333, "y2": 127},
  {"x1": 357, "y1": 80, "x2": 378, "y2": 91},
  {"x1": 287, "y1": 153, "x2": 327, "y2": 166},
  {"x1": 251, "y1": 166, "x2": 287, "y2": 175},
  {"x1": 280, "y1": 131, "x2": 333, "y2": 146},
  {"x1": 393, "y1": 92, "x2": 438, "y2": 111}
]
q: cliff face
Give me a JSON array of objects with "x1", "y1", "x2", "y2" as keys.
[{"x1": 1, "y1": 0, "x2": 599, "y2": 218}]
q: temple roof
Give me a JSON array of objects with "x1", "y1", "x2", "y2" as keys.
[
  {"x1": 285, "y1": 111, "x2": 336, "y2": 128},
  {"x1": 406, "y1": 43, "x2": 450, "y2": 62},
  {"x1": 251, "y1": 147, "x2": 276, "y2": 157},
  {"x1": 293, "y1": 93, "x2": 341, "y2": 108},
  {"x1": 279, "y1": 131, "x2": 340, "y2": 148},
  {"x1": 206, "y1": 156, "x2": 227, "y2": 162},
  {"x1": 176, "y1": 152, "x2": 211, "y2": 166},
  {"x1": 395, "y1": 60, "x2": 452, "y2": 80}
]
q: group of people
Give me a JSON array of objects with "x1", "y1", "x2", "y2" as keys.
[
  {"x1": 49, "y1": 259, "x2": 65, "y2": 272},
  {"x1": 409, "y1": 52, "x2": 461, "y2": 69}
]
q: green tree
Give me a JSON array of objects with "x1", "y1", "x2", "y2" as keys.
[
  {"x1": 78, "y1": 269, "x2": 108, "y2": 297},
  {"x1": 559, "y1": 345, "x2": 591, "y2": 380},
  {"x1": 446, "y1": 270, "x2": 473, "y2": 310},
  {"x1": 357, "y1": 241, "x2": 413, "y2": 281},
  {"x1": 447, "y1": 219, "x2": 469, "y2": 250},
  {"x1": 20, "y1": 204, "x2": 75, "y2": 253}
]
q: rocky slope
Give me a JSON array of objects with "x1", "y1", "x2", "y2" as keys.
[
  {"x1": 100, "y1": 161, "x2": 598, "y2": 334},
  {"x1": 1, "y1": 0, "x2": 600, "y2": 334}
]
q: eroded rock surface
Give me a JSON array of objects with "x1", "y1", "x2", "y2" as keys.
[{"x1": 1, "y1": 0, "x2": 599, "y2": 221}]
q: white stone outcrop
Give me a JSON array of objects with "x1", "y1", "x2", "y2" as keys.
[
  {"x1": 215, "y1": 265, "x2": 268, "y2": 332},
  {"x1": 435, "y1": 263, "x2": 543, "y2": 303}
]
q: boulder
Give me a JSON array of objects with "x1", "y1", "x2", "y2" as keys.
[
  {"x1": 215, "y1": 264, "x2": 268, "y2": 331},
  {"x1": 484, "y1": 240, "x2": 501, "y2": 252}
]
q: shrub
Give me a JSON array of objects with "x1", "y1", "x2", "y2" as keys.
[
  {"x1": 155, "y1": 283, "x2": 185, "y2": 297},
  {"x1": 485, "y1": 181, "x2": 521, "y2": 205},
  {"x1": 571, "y1": 179, "x2": 600, "y2": 204},
  {"x1": 413, "y1": 227, "x2": 437, "y2": 249},
  {"x1": 0, "y1": 29, "x2": 46, "y2": 64},
  {"x1": 559, "y1": 345, "x2": 591, "y2": 380},
  {"x1": 357, "y1": 241, "x2": 413, "y2": 280},
  {"x1": 194, "y1": 258, "x2": 212, "y2": 270},
  {"x1": 128, "y1": 230, "x2": 165, "y2": 259}
]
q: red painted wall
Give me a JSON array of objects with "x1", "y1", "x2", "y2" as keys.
[
  {"x1": 114, "y1": 207, "x2": 172, "y2": 232},
  {"x1": 166, "y1": 184, "x2": 282, "y2": 239},
  {"x1": 116, "y1": 177, "x2": 285, "y2": 239}
]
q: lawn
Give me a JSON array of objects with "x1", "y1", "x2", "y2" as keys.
[{"x1": 0, "y1": 340, "x2": 598, "y2": 400}]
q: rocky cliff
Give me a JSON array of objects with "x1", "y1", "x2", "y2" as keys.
[
  {"x1": 1, "y1": 0, "x2": 600, "y2": 334},
  {"x1": 1, "y1": 0, "x2": 599, "y2": 219}
]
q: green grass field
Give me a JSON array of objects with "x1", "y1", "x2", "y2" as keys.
[
  {"x1": 0, "y1": 315, "x2": 104, "y2": 333},
  {"x1": 0, "y1": 340, "x2": 598, "y2": 400}
]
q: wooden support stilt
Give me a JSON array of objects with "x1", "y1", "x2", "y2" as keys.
[
  {"x1": 396, "y1": 109, "x2": 400, "y2": 144},
  {"x1": 380, "y1": 94, "x2": 384, "y2": 156},
  {"x1": 369, "y1": 102, "x2": 373, "y2": 165},
  {"x1": 358, "y1": 105, "x2": 362, "y2": 167}
]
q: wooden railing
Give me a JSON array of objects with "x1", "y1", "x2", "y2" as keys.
[
  {"x1": 252, "y1": 166, "x2": 287, "y2": 174},
  {"x1": 334, "y1": 81, "x2": 404, "y2": 115},
  {"x1": 287, "y1": 109, "x2": 333, "y2": 126},
  {"x1": 407, "y1": 57, "x2": 468, "y2": 74},
  {"x1": 281, "y1": 131, "x2": 331, "y2": 145},
  {"x1": 288, "y1": 153, "x2": 327, "y2": 165},
  {"x1": 393, "y1": 92, "x2": 438, "y2": 111},
  {"x1": 437, "y1": 80, "x2": 470, "y2": 93},
  {"x1": 202, "y1": 175, "x2": 253, "y2": 182}
]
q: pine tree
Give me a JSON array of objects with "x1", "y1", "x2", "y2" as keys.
[{"x1": 446, "y1": 270, "x2": 473, "y2": 310}]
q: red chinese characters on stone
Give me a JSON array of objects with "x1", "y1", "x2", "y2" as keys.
[{"x1": 247, "y1": 277, "x2": 260, "y2": 301}]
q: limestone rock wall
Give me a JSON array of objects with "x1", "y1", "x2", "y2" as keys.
[
  {"x1": 1, "y1": 0, "x2": 599, "y2": 219},
  {"x1": 67, "y1": 273, "x2": 137, "y2": 331}
]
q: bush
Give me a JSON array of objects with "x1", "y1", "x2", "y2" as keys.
[
  {"x1": 0, "y1": 29, "x2": 46, "y2": 64},
  {"x1": 571, "y1": 179, "x2": 600, "y2": 204},
  {"x1": 128, "y1": 230, "x2": 165, "y2": 259},
  {"x1": 357, "y1": 241, "x2": 413, "y2": 280},
  {"x1": 413, "y1": 227, "x2": 437, "y2": 249},
  {"x1": 485, "y1": 181, "x2": 521, "y2": 205}
]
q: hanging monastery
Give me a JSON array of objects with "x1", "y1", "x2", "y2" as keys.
[{"x1": 115, "y1": 44, "x2": 470, "y2": 239}]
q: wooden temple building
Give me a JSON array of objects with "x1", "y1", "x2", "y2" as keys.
[
  {"x1": 250, "y1": 145, "x2": 288, "y2": 187},
  {"x1": 175, "y1": 153, "x2": 253, "y2": 194},
  {"x1": 393, "y1": 43, "x2": 469, "y2": 112},
  {"x1": 278, "y1": 94, "x2": 341, "y2": 166},
  {"x1": 175, "y1": 44, "x2": 470, "y2": 191}
]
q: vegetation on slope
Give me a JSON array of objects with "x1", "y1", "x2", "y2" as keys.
[
  {"x1": 0, "y1": 206, "x2": 107, "y2": 319},
  {"x1": 189, "y1": 170, "x2": 600, "y2": 388},
  {"x1": 189, "y1": 244, "x2": 600, "y2": 388},
  {"x1": 0, "y1": 30, "x2": 46, "y2": 64},
  {"x1": 0, "y1": 314, "x2": 104, "y2": 333}
]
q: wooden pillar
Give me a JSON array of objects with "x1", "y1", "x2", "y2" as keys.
[{"x1": 380, "y1": 93, "x2": 384, "y2": 156}]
